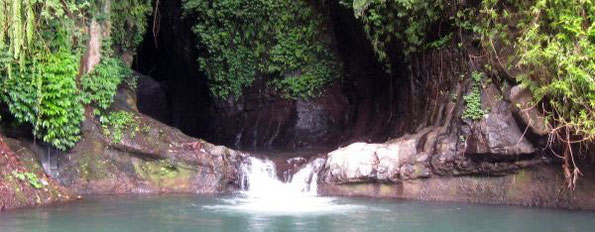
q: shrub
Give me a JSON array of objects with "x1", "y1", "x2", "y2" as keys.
[
  {"x1": 1, "y1": 51, "x2": 84, "y2": 150},
  {"x1": 81, "y1": 56, "x2": 132, "y2": 111}
]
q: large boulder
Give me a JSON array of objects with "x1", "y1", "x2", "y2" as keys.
[
  {"x1": 509, "y1": 85, "x2": 548, "y2": 136},
  {"x1": 322, "y1": 142, "x2": 401, "y2": 183},
  {"x1": 464, "y1": 85, "x2": 536, "y2": 156}
]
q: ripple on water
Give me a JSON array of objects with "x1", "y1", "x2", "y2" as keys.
[{"x1": 202, "y1": 194, "x2": 381, "y2": 215}]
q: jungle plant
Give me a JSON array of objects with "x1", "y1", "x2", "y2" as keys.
[
  {"x1": 183, "y1": 0, "x2": 342, "y2": 99},
  {"x1": 2, "y1": 51, "x2": 84, "y2": 150},
  {"x1": 100, "y1": 110, "x2": 139, "y2": 143},
  {"x1": 339, "y1": 0, "x2": 445, "y2": 69},
  {"x1": 81, "y1": 55, "x2": 132, "y2": 111},
  {"x1": 13, "y1": 171, "x2": 43, "y2": 189},
  {"x1": 0, "y1": 0, "x2": 150, "y2": 150},
  {"x1": 110, "y1": 0, "x2": 153, "y2": 53},
  {"x1": 448, "y1": 0, "x2": 595, "y2": 188},
  {"x1": 462, "y1": 72, "x2": 486, "y2": 121},
  {"x1": 514, "y1": 0, "x2": 595, "y2": 188}
]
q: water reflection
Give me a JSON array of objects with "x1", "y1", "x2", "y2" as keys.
[{"x1": 1, "y1": 195, "x2": 595, "y2": 232}]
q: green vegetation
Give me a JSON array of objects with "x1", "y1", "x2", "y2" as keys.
[
  {"x1": 340, "y1": 0, "x2": 594, "y2": 140},
  {"x1": 514, "y1": 1, "x2": 594, "y2": 142},
  {"x1": 100, "y1": 110, "x2": 139, "y2": 143},
  {"x1": 12, "y1": 171, "x2": 43, "y2": 189},
  {"x1": 338, "y1": 0, "x2": 593, "y2": 184},
  {"x1": 183, "y1": 0, "x2": 342, "y2": 99},
  {"x1": 340, "y1": 0, "x2": 445, "y2": 69},
  {"x1": 1, "y1": 49, "x2": 85, "y2": 150},
  {"x1": 468, "y1": 0, "x2": 594, "y2": 186},
  {"x1": 82, "y1": 55, "x2": 132, "y2": 111},
  {"x1": 110, "y1": 0, "x2": 153, "y2": 53},
  {"x1": 463, "y1": 72, "x2": 486, "y2": 121},
  {"x1": 451, "y1": 0, "x2": 595, "y2": 144},
  {"x1": 0, "y1": 1, "x2": 151, "y2": 150}
]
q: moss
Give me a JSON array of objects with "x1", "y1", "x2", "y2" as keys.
[
  {"x1": 378, "y1": 184, "x2": 397, "y2": 196},
  {"x1": 133, "y1": 160, "x2": 194, "y2": 190},
  {"x1": 6, "y1": 175, "x2": 27, "y2": 204},
  {"x1": 412, "y1": 164, "x2": 427, "y2": 177},
  {"x1": 506, "y1": 170, "x2": 530, "y2": 200},
  {"x1": 77, "y1": 140, "x2": 111, "y2": 180}
]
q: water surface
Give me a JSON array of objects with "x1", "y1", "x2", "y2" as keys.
[{"x1": 1, "y1": 195, "x2": 594, "y2": 232}]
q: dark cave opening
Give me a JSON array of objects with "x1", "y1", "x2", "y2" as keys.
[{"x1": 133, "y1": 0, "x2": 418, "y2": 153}]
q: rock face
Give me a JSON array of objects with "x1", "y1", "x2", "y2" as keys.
[
  {"x1": 0, "y1": 137, "x2": 72, "y2": 211},
  {"x1": 315, "y1": 77, "x2": 595, "y2": 209},
  {"x1": 509, "y1": 85, "x2": 549, "y2": 136},
  {"x1": 319, "y1": 164, "x2": 595, "y2": 209},
  {"x1": 4, "y1": 86, "x2": 246, "y2": 196},
  {"x1": 317, "y1": 128, "x2": 595, "y2": 209},
  {"x1": 464, "y1": 84, "x2": 536, "y2": 156},
  {"x1": 206, "y1": 85, "x2": 353, "y2": 151}
]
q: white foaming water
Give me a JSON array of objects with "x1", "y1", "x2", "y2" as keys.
[{"x1": 205, "y1": 157, "x2": 362, "y2": 215}]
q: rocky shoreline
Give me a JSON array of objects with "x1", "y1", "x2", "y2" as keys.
[{"x1": 2, "y1": 85, "x2": 595, "y2": 212}]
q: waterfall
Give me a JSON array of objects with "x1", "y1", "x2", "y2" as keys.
[
  {"x1": 205, "y1": 156, "x2": 361, "y2": 214},
  {"x1": 239, "y1": 157, "x2": 323, "y2": 197}
]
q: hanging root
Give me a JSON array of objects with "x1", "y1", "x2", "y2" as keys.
[
  {"x1": 152, "y1": 0, "x2": 161, "y2": 49},
  {"x1": 562, "y1": 126, "x2": 583, "y2": 190}
]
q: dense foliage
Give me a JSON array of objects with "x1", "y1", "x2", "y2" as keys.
[
  {"x1": 183, "y1": 0, "x2": 342, "y2": 99},
  {"x1": 340, "y1": 0, "x2": 445, "y2": 69},
  {"x1": 0, "y1": 0, "x2": 87, "y2": 150},
  {"x1": 111, "y1": 0, "x2": 153, "y2": 53},
  {"x1": 514, "y1": 1, "x2": 595, "y2": 143},
  {"x1": 82, "y1": 55, "x2": 132, "y2": 111},
  {"x1": 0, "y1": 0, "x2": 151, "y2": 150},
  {"x1": 469, "y1": 0, "x2": 594, "y2": 186}
]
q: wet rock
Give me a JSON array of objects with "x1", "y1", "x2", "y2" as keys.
[
  {"x1": 465, "y1": 85, "x2": 536, "y2": 156},
  {"x1": 209, "y1": 85, "x2": 352, "y2": 151},
  {"x1": 322, "y1": 142, "x2": 400, "y2": 183},
  {"x1": 0, "y1": 137, "x2": 72, "y2": 211},
  {"x1": 7, "y1": 87, "x2": 247, "y2": 195},
  {"x1": 319, "y1": 164, "x2": 595, "y2": 210},
  {"x1": 509, "y1": 85, "x2": 548, "y2": 136},
  {"x1": 136, "y1": 74, "x2": 170, "y2": 123}
]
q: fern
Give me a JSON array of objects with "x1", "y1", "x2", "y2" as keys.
[{"x1": 0, "y1": 0, "x2": 144, "y2": 150}]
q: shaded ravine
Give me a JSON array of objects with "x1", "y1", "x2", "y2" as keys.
[
  {"x1": 4, "y1": 0, "x2": 595, "y2": 213},
  {"x1": 134, "y1": 0, "x2": 407, "y2": 153}
]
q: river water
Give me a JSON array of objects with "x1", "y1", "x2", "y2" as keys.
[{"x1": 1, "y1": 157, "x2": 594, "y2": 232}]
